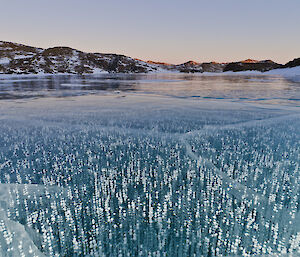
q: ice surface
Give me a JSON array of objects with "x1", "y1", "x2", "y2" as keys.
[
  {"x1": 0, "y1": 75, "x2": 299, "y2": 256},
  {"x1": 0, "y1": 73, "x2": 299, "y2": 105}
]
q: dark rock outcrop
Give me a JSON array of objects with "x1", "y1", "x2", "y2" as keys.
[
  {"x1": 224, "y1": 60, "x2": 283, "y2": 72},
  {"x1": 176, "y1": 61, "x2": 225, "y2": 73},
  {"x1": 177, "y1": 61, "x2": 203, "y2": 73},
  {"x1": 284, "y1": 58, "x2": 300, "y2": 68},
  {"x1": 201, "y1": 62, "x2": 225, "y2": 72}
]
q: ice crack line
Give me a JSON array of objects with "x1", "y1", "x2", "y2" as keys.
[
  {"x1": 179, "y1": 136, "x2": 268, "y2": 205},
  {"x1": 179, "y1": 134, "x2": 300, "y2": 231}
]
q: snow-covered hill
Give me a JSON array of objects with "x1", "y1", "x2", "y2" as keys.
[
  {"x1": 0, "y1": 41, "x2": 299, "y2": 75},
  {"x1": 0, "y1": 41, "x2": 159, "y2": 74}
]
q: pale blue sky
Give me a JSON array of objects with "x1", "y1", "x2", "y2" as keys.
[{"x1": 1, "y1": 0, "x2": 299, "y2": 64}]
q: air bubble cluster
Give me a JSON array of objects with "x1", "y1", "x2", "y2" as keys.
[{"x1": 0, "y1": 107, "x2": 299, "y2": 256}]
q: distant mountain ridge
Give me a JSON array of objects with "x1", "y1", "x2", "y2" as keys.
[{"x1": 0, "y1": 41, "x2": 299, "y2": 74}]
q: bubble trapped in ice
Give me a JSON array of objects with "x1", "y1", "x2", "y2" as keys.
[{"x1": 0, "y1": 74, "x2": 299, "y2": 256}]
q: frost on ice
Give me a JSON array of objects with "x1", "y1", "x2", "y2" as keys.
[{"x1": 0, "y1": 98, "x2": 299, "y2": 256}]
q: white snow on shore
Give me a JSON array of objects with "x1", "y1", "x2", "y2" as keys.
[
  {"x1": 266, "y1": 66, "x2": 300, "y2": 82},
  {"x1": 0, "y1": 57, "x2": 10, "y2": 65},
  {"x1": 0, "y1": 66, "x2": 299, "y2": 81},
  {"x1": 228, "y1": 66, "x2": 300, "y2": 82},
  {"x1": 266, "y1": 66, "x2": 300, "y2": 75}
]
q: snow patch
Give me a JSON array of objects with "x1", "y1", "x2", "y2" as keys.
[
  {"x1": 266, "y1": 66, "x2": 300, "y2": 82},
  {"x1": 0, "y1": 57, "x2": 10, "y2": 65}
]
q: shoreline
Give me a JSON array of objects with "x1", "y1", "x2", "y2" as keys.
[{"x1": 0, "y1": 66, "x2": 299, "y2": 77}]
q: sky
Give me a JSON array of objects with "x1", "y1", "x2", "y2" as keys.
[{"x1": 1, "y1": 0, "x2": 300, "y2": 64}]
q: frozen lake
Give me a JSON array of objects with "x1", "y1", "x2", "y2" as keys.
[
  {"x1": 0, "y1": 74, "x2": 299, "y2": 256},
  {"x1": 0, "y1": 73, "x2": 299, "y2": 105}
]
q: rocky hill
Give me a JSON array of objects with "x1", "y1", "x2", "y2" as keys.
[
  {"x1": 284, "y1": 58, "x2": 300, "y2": 68},
  {"x1": 0, "y1": 41, "x2": 299, "y2": 74},
  {"x1": 223, "y1": 59, "x2": 283, "y2": 72},
  {"x1": 0, "y1": 41, "x2": 158, "y2": 74},
  {"x1": 146, "y1": 60, "x2": 225, "y2": 73}
]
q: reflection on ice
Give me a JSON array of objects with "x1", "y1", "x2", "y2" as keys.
[
  {"x1": 0, "y1": 92, "x2": 299, "y2": 256},
  {"x1": 0, "y1": 73, "x2": 299, "y2": 105}
]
